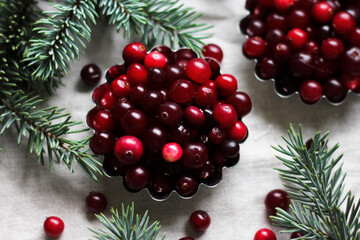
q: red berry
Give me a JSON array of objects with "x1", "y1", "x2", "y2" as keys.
[
  {"x1": 243, "y1": 36, "x2": 266, "y2": 58},
  {"x1": 299, "y1": 80, "x2": 323, "y2": 104},
  {"x1": 227, "y1": 121, "x2": 248, "y2": 142},
  {"x1": 286, "y1": 28, "x2": 308, "y2": 50},
  {"x1": 127, "y1": 63, "x2": 148, "y2": 86},
  {"x1": 264, "y1": 189, "x2": 290, "y2": 215},
  {"x1": 215, "y1": 74, "x2": 238, "y2": 97},
  {"x1": 213, "y1": 104, "x2": 237, "y2": 128},
  {"x1": 93, "y1": 110, "x2": 115, "y2": 132},
  {"x1": 122, "y1": 42, "x2": 147, "y2": 64},
  {"x1": 184, "y1": 106, "x2": 205, "y2": 128},
  {"x1": 332, "y1": 11, "x2": 356, "y2": 35},
  {"x1": 169, "y1": 79, "x2": 195, "y2": 103},
  {"x1": 129, "y1": 84, "x2": 147, "y2": 105},
  {"x1": 209, "y1": 126, "x2": 227, "y2": 144},
  {"x1": 321, "y1": 38, "x2": 344, "y2": 60},
  {"x1": 226, "y1": 91, "x2": 252, "y2": 118},
  {"x1": 121, "y1": 109, "x2": 147, "y2": 135},
  {"x1": 176, "y1": 174, "x2": 198, "y2": 197},
  {"x1": 101, "y1": 90, "x2": 116, "y2": 110},
  {"x1": 341, "y1": 74, "x2": 360, "y2": 91},
  {"x1": 350, "y1": 28, "x2": 360, "y2": 46},
  {"x1": 254, "y1": 228, "x2": 277, "y2": 240},
  {"x1": 274, "y1": 0, "x2": 294, "y2": 12},
  {"x1": 111, "y1": 78, "x2": 131, "y2": 98},
  {"x1": 81, "y1": 63, "x2": 101, "y2": 86},
  {"x1": 158, "y1": 101, "x2": 183, "y2": 126},
  {"x1": 258, "y1": 0, "x2": 274, "y2": 7},
  {"x1": 43, "y1": 216, "x2": 65, "y2": 238},
  {"x1": 86, "y1": 106, "x2": 99, "y2": 128},
  {"x1": 144, "y1": 51, "x2": 167, "y2": 69},
  {"x1": 181, "y1": 143, "x2": 208, "y2": 169},
  {"x1": 124, "y1": 165, "x2": 150, "y2": 192},
  {"x1": 186, "y1": 58, "x2": 212, "y2": 84},
  {"x1": 114, "y1": 135, "x2": 144, "y2": 165},
  {"x1": 312, "y1": 2, "x2": 334, "y2": 23},
  {"x1": 290, "y1": 231, "x2": 305, "y2": 239},
  {"x1": 202, "y1": 43, "x2": 223, "y2": 63},
  {"x1": 92, "y1": 83, "x2": 110, "y2": 105},
  {"x1": 189, "y1": 210, "x2": 211, "y2": 232},
  {"x1": 90, "y1": 132, "x2": 116, "y2": 155},
  {"x1": 106, "y1": 64, "x2": 126, "y2": 83},
  {"x1": 162, "y1": 142, "x2": 183, "y2": 162},
  {"x1": 194, "y1": 85, "x2": 218, "y2": 107},
  {"x1": 85, "y1": 192, "x2": 107, "y2": 213}
]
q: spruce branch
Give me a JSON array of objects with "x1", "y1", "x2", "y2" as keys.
[
  {"x1": 24, "y1": 0, "x2": 98, "y2": 82},
  {"x1": 99, "y1": 0, "x2": 212, "y2": 53},
  {"x1": 271, "y1": 125, "x2": 360, "y2": 240},
  {"x1": 0, "y1": 92, "x2": 102, "y2": 181},
  {"x1": 90, "y1": 202, "x2": 165, "y2": 240}
]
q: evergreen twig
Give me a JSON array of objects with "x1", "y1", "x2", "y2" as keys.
[
  {"x1": 90, "y1": 203, "x2": 165, "y2": 240},
  {"x1": 271, "y1": 124, "x2": 360, "y2": 240},
  {"x1": 0, "y1": 92, "x2": 102, "y2": 180}
]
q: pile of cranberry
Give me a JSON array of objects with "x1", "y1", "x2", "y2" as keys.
[
  {"x1": 86, "y1": 42, "x2": 251, "y2": 200},
  {"x1": 241, "y1": 0, "x2": 360, "y2": 104}
]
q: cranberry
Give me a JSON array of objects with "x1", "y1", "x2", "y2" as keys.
[
  {"x1": 341, "y1": 47, "x2": 360, "y2": 77},
  {"x1": 114, "y1": 135, "x2": 143, "y2": 165},
  {"x1": 93, "y1": 110, "x2": 114, "y2": 132},
  {"x1": 162, "y1": 142, "x2": 183, "y2": 162},
  {"x1": 227, "y1": 121, "x2": 248, "y2": 142},
  {"x1": 287, "y1": 9, "x2": 310, "y2": 29},
  {"x1": 169, "y1": 79, "x2": 195, "y2": 103},
  {"x1": 189, "y1": 210, "x2": 211, "y2": 232},
  {"x1": 202, "y1": 43, "x2": 223, "y2": 63},
  {"x1": 213, "y1": 104, "x2": 237, "y2": 128},
  {"x1": 341, "y1": 74, "x2": 360, "y2": 90},
  {"x1": 121, "y1": 109, "x2": 147, "y2": 135},
  {"x1": 256, "y1": 57, "x2": 278, "y2": 80},
  {"x1": 141, "y1": 90, "x2": 163, "y2": 114},
  {"x1": 286, "y1": 28, "x2": 308, "y2": 50},
  {"x1": 103, "y1": 154, "x2": 125, "y2": 176},
  {"x1": 92, "y1": 83, "x2": 110, "y2": 105},
  {"x1": 129, "y1": 84, "x2": 147, "y2": 105},
  {"x1": 164, "y1": 65, "x2": 186, "y2": 87},
  {"x1": 324, "y1": 78, "x2": 347, "y2": 103},
  {"x1": 266, "y1": 14, "x2": 287, "y2": 32},
  {"x1": 142, "y1": 124, "x2": 168, "y2": 153},
  {"x1": 243, "y1": 36, "x2": 267, "y2": 58},
  {"x1": 124, "y1": 165, "x2": 150, "y2": 192},
  {"x1": 169, "y1": 123, "x2": 194, "y2": 146},
  {"x1": 81, "y1": 63, "x2": 101, "y2": 86},
  {"x1": 85, "y1": 192, "x2": 107, "y2": 213},
  {"x1": 174, "y1": 48, "x2": 197, "y2": 62},
  {"x1": 43, "y1": 216, "x2": 65, "y2": 238},
  {"x1": 289, "y1": 52, "x2": 314, "y2": 78},
  {"x1": 254, "y1": 228, "x2": 277, "y2": 240},
  {"x1": 265, "y1": 29, "x2": 286, "y2": 46},
  {"x1": 144, "y1": 51, "x2": 166, "y2": 69},
  {"x1": 305, "y1": 41, "x2": 319, "y2": 55},
  {"x1": 350, "y1": 28, "x2": 360, "y2": 46},
  {"x1": 299, "y1": 80, "x2": 323, "y2": 104},
  {"x1": 215, "y1": 74, "x2": 238, "y2": 97},
  {"x1": 258, "y1": 0, "x2": 274, "y2": 7},
  {"x1": 90, "y1": 132, "x2": 115, "y2": 155},
  {"x1": 149, "y1": 175, "x2": 172, "y2": 199},
  {"x1": 209, "y1": 126, "x2": 227, "y2": 144},
  {"x1": 147, "y1": 67, "x2": 166, "y2": 90},
  {"x1": 194, "y1": 85, "x2": 217, "y2": 107},
  {"x1": 246, "y1": 19, "x2": 267, "y2": 37},
  {"x1": 100, "y1": 90, "x2": 116, "y2": 110},
  {"x1": 290, "y1": 231, "x2": 305, "y2": 238},
  {"x1": 186, "y1": 58, "x2": 211, "y2": 84},
  {"x1": 220, "y1": 139, "x2": 240, "y2": 158},
  {"x1": 111, "y1": 78, "x2": 131, "y2": 98},
  {"x1": 321, "y1": 38, "x2": 344, "y2": 60},
  {"x1": 175, "y1": 174, "x2": 198, "y2": 197},
  {"x1": 158, "y1": 101, "x2": 183, "y2": 126},
  {"x1": 86, "y1": 106, "x2": 99, "y2": 128},
  {"x1": 274, "y1": 0, "x2": 294, "y2": 12},
  {"x1": 226, "y1": 92, "x2": 252, "y2": 118},
  {"x1": 181, "y1": 143, "x2": 208, "y2": 169},
  {"x1": 127, "y1": 63, "x2": 148, "y2": 86},
  {"x1": 184, "y1": 106, "x2": 205, "y2": 128},
  {"x1": 122, "y1": 42, "x2": 147, "y2": 64},
  {"x1": 264, "y1": 189, "x2": 290, "y2": 215},
  {"x1": 273, "y1": 43, "x2": 291, "y2": 62},
  {"x1": 151, "y1": 45, "x2": 174, "y2": 65},
  {"x1": 312, "y1": 2, "x2": 334, "y2": 23},
  {"x1": 106, "y1": 64, "x2": 126, "y2": 84},
  {"x1": 332, "y1": 11, "x2": 356, "y2": 35}
]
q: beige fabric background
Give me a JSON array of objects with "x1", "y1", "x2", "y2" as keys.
[{"x1": 1, "y1": 0, "x2": 359, "y2": 239}]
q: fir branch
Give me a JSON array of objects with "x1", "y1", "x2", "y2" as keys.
[
  {"x1": 90, "y1": 203, "x2": 165, "y2": 240},
  {"x1": 99, "y1": 0, "x2": 212, "y2": 53},
  {"x1": 271, "y1": 125, "x2": 360, "y2": 240},
  {"x1": 24, "y1": 0, "x2": 98, "y2": 82},
  {"x1": 0, "y1": 92, "x2": 102, "y2": 181}
]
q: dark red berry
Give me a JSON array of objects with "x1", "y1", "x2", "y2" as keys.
[
  {"x1": 181, "y1": 143, "x2": 208, "y2": 169},
  {"x1": 93, "y1": 110, "x2": 115, "y2": 132},
  {"x1": 142, "y1": 124, "x2": 168, "y2": 153},
  {"x1": 226, "y1": 91, "x2": 252, "y2": 118},
  {"x1": 215, "y1": 74, "x2": 238, "y2": 97},
  {"x1": 43, "y1": 216, "x2": 65, "y2": 238},
  {"x1": 290, "y1": 231, "x2": 305, "y2": 239},
  {"x1": 175, "y1": 174, "x2": 198, "y2": 197},
  {"x1": 350, "y1": 28, "x2": 360, "y2": 46},
  {"x1": 169, "y1": 79, "x2": 195, "y2": 103},
  {"x1": 323, "y1": 78, "x2": 347, "y2": 103},
  {"x1": 141, "y1": 90, "x2": 164, "y2": 114},
  {"x1": 127, "y1": 63, "x2": 148, "y2": 86},
  {"x1": 202, "y1": 43, "x2": 223, "y2": 63},
  {"x1": 106, "y1": 64, "x2": 126, "y2": 83},
  {"x1": 81, "y1": 64, "x2": 101, "y2": 86},
  {"x1": 85, "y1": 192, "x2": 107, "y2": 213},
  {"x1": 114, "y1": 135, "x2": 143, "y2": 165},
  {"x1": 299, "y1": 80, "x2": 323, "y2": 104},
  {"x1": 321, "y1": 38, "x2": 344, "y2": 60},
  {"x1": 288, "y1": 9, "x2": 310, "y2": 29},
  {"x1": 90, "y1": 132, "x2": 115, "y2": 155},
  {"x1": 256, "y1": 57, "x2": 278, "y2": 80},
  {"x1": 264, "y1": 189, "x2": 290, "y2": 215},
  {"x1": 129, "y1": 84, "x2": 147, "y2": 105},
  {"x1": 86, "y1": 106, "x2": 99, "y2": 129},
  {"x1": 194, "y1": 85, "x2": 217, "y2": 107},
  {"x1": 273, "y1": 43, "x2": 291, "y2": 62},
  {"x1": 243, "y1": 37, "x2": 266, "y2": 58},
  {"x1": 121, "y1": 109, "x2": 147, "y2": 135},
  {"x1": 189, "y1": 210, "x2": 211, "y2": 232},
  {"x1": 147, "y1": 67, "x2": 166, "y2": 90},
  {"x1": 123, "y1": 42, "x2": 147, "y2": 64},
  {"x1": 213, "y1": 104, "x2": 237, "y2": 128},
  {"x1": 124, "y1": 165, "x2": 150, "y2": 192},
  {"x1": 111, "y1": 78, "x2": 131, "y2": 98},
  {"x1": 332, "y1": 11, "x2": 356, "y2": 35},
  {"x1": 341, "y1": 47, "x2": 360, "y2": 77},
  {"x1": 158, "y1": 101, "x2": 183, "y2": 126},
  {"x1": 184, "y1": 106, "x2": 205, "y2": 128},
  {"x1": 220, "y1": 139, "x2": 240, "y2": 158},
  {"x1": 209, "y1": 126, "x2": 227, "y2": 144},
  {"x1": 92, "y1": 83, "x2": 110, "y2": 105},
  {"x1": 254, "y1": 228, "x2": 277, "y2": 240}
]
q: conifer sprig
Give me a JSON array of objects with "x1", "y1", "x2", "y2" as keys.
[
  {"x1": 0, "y1": 92, "x2": 102, "y2": 180},
  {"x1": 90, "y1": 203, "x2": 165, "y2": 240},
  {"x1": 24, "y1": 0, "x2": 98, "y2": 82},
  {"x1": 271, "y1": 125, "x2": 360, "y2": 240}
]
